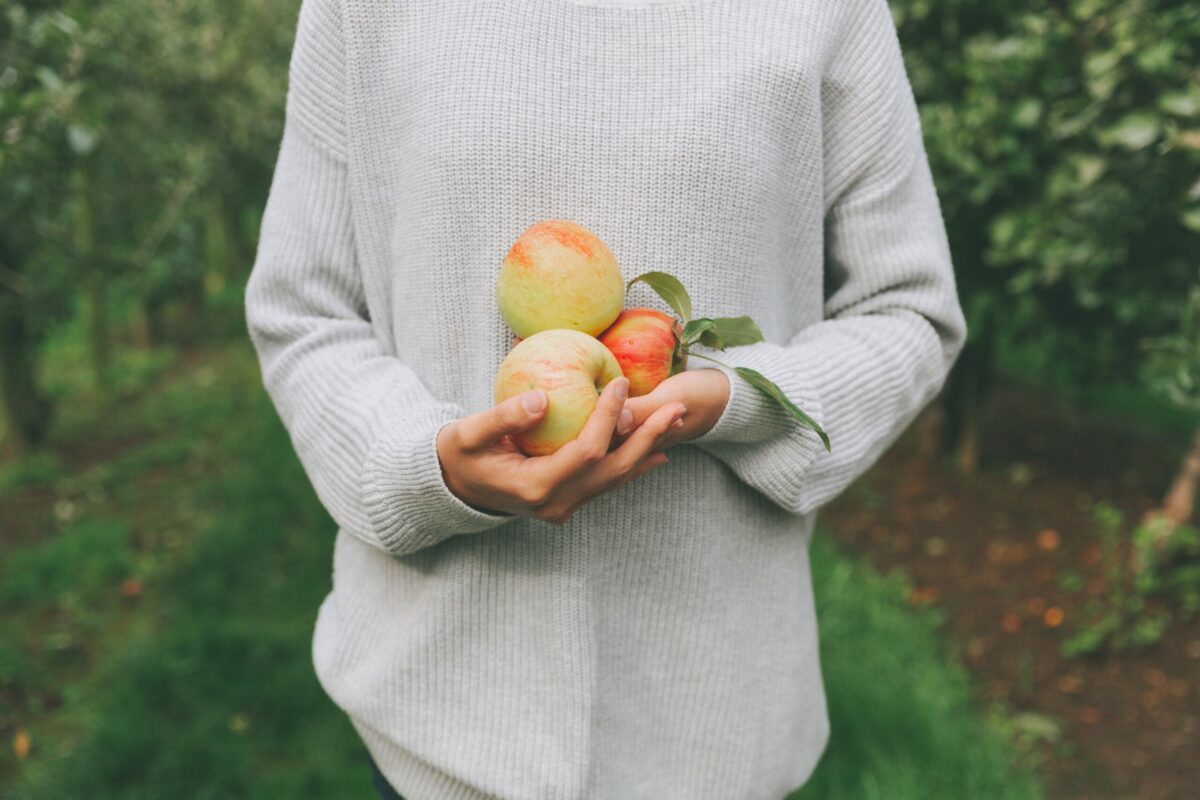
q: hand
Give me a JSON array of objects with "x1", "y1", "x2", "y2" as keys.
[
  {"x1": 435, "y1": 376, "x2": 687, "y2": 525},
  {"x1": 616, "y1": 368, "x2": 730, "y2": 451}
]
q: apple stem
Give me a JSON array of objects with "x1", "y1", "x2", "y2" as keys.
[{"x1": 686, "y1": 351, "x2": 733, "y2": 371}]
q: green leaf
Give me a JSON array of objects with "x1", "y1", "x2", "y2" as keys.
[
  {"x1": 1135, "y1": 41, "x2": 1175, "y2": 74},
  {"x1": 1160, "y1": 86, "x2": 1200, "y2": 118},
  {"x1": 1007, "y1": 712, "x2": 1062, "y2": 745},
  {"x1": 35, "y1": 66, "x2": 62, "y2": 92},
  {"x1": 1083, "y1": 49, "x2": 1120, "y2": 79},
  {"x1": 628, "y1": 271, "x2": 692, "y2": 323},
  {"x1": 698, "y1": 330, "x2": 726, "y2": 350},
  {"x1": 1098, "y1": 112, "x2": 1161, "y2": 151},
  {"x1": 708, "y1": 316, "x2": 764, "y2": 347},
  {"x1": 733, "y1": 367, "x2": 831, "y2": 452},
  {"x1": 1074, "y1": 155, "x2": 1106, "y2": 187},
  {"x1": 1012, "y1": 98, "x2": 1043, "y2": 129},
  {"x1": 1181, "y1": 206, "x2": 1200, "y2": 234},
  {"x1": 67, "y1": 124, "x2": 97, "y2": 155},
  {"x1": 681, "y1": 318, "x2": 716, "y2": 345}
]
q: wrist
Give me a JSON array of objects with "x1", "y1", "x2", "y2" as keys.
[
  {"x1": 435, "y1": 423, "x2": 470, "y2": 504},
  {"x1": 682, "y1": 345, "x2": 799, "y2": 446},
  {"x1": 692, "y1": 368, "x2": 731, "y2": 439},
  {"x1": 434, "y1": 423, "x2": 513, "y2": 517}
]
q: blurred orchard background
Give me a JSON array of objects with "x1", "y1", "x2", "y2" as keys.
[{"x1": 2, "y1": 0, "x2": 1199, "y2": 797}]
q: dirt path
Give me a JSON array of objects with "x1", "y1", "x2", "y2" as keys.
[{"x1": 822, "y1": 384, "x2": 1198, "y2": 800}]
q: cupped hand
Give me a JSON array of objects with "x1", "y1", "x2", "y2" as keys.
[
  {"x1": 615, "y1": 368, "x2": 730, "y2": 451},
  {"x1": 435, "y1": 376, "x2": 687, "y2": 525}
]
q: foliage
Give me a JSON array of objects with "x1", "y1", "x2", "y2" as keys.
[
  {"x1": 0, "y1": 2, "x2": 85, "y2": 331},
  {"x1": 903, "y1": 0, "x2": 1200, "y2": 378},
  {"x1": 1062, "y1": 502, "x2": 1200, "y2": 657},
  {"x1": 628, "y1": 270, "x2": 831, "y2": 449},
  {"x1": 1142, "y1": 280, "x2": 1200, "y2": 409},
  {"x1": 0, "y1": 519, "x2": 134, "y2": 609},
  {"x1": 1, "y1": 340, "x2": 1042, "y2": 798},
  {"x1": 798, "y1": 539, "x2": 1044, "y2": 799},
  {"x1": 1132, "y1": 516, "x2": 1200, "y2": 610},
  {"x1": 892, "y1": 0, "x2": 1200, "y2": 469},
  {"x1": 0, "y1": 451, "x2": 63, "y2": 495},
  {"x1": 72, "y1": 0, "x2": 296, "y2": 330},
  {"x1": 1068, "y1": 271, "x2": 1200, "y2": 659},
  {"x1": 1, "y1": 0, "x2": 297, "y2": 451}
]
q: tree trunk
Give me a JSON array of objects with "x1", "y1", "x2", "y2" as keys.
[
  {"x1": 0, "y1": 304, "x2": 52, "y2": 456},
  {"x1": 75, "y1": 167, "x2": 111, "y2": 397},
  {"x1": 944, "y1": 308, "x2": 995, "y2": 475},
  {"x1": 1158, "y1": 426, "x2": 1200, "y2": 526},
  {"x1": 206, "y1": 192, "x2": 239, "y2": 285},
  {"x1": 83, "y1": 271, "x2": 110, "y2": 394},
  {"x1": 915, "y1": 397, "x2": 946, "y2": 462},
  {"x1": 224, "y1": 202, "x2": 252, "y2": 279},
  {"x1": 131, "y1": 295, "x2": 163, "y2": 350},
  {"x1": 1133, "y1": 425, "x2": 1200, "y2": 574},
  {"x1": 177, "y1": 273, "x2": 208, "y2": 343}
]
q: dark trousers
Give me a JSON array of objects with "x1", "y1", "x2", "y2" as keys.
[{"x1": 368, "y1": 754, "x2": 408, "y2": 800}]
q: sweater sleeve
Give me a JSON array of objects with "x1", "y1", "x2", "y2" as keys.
[
  {"x1": 244, "y1": 0, "x2": 512, "y2": 556},
  {"x1": 683, "y1": 0, "x2": 966, "y2": 516}
]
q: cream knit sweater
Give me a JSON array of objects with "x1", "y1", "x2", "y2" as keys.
[{"x1": 244, "y1": 0, "x2": 967, "y2": 797}]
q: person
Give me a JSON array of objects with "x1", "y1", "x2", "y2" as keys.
[{"x1": 244, "y1": 0, "x2": 967, "y2": 797}]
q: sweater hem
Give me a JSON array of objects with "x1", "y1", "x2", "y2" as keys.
[{"x1": 353, "y1": 719, "x2": 503, "y2": 800}]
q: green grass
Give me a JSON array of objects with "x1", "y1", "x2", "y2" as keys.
[
  {"x1": 1, "y1": 519, "x2": 134, "y2": 609},
  {"x1": 0, "y1": 453, "x2": 64, "y2": 497},
  {"x1": 2, "y1": 343, "x2": 372, "y2": 800},
  {"x1": 796, "y1": 542, "x2": 1044, "y2": 799},
  {"x1": 1, "y1": 340, "x2": 1043, "y2": 799}
]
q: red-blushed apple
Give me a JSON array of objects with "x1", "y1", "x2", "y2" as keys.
[
  {"x1": 493, "y1": 329, "x2": 624, "y2": 456},
  {"x1": 496, "y1": 220, "x2": 625, "y2": 338},
  {"x1": 597, "y1": 308, "x2": 683, "y2": 397}
]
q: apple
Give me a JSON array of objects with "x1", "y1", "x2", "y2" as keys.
[
  {"x1": 493, "y1": 329, "x2": 624, "y2": 456},
  {"x1": 496, "y1": 220, "x2": 625, "y2": 338},
  {"x1": 597, "y1": 308, "x2": 684, "y2": 397}
]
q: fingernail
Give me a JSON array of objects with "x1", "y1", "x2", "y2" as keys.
[
  {"x1": 617, "y1": 408, "x2": 633, "y2": 435},
  {"x1": 672, "y1": 419, "x2": 685, "y2": 431},
  {"x1": 613, "y1": 378, "x2": 628, "y2": 402},
  {"x1": 522, "y1": 390, "x2": 546, "y2": 414}
]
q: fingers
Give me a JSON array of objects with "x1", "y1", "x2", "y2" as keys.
[
  {"x1": 618, "y1": 394, "x2": 657, "y2": 433},
  {"x1": 454, "y1": 389, "x2": 548, "y2": 451},
  {"x1": 523, "y1": 402, "x2": 676, "y2": 525},
  {"x1": 616, "y1": 407, "x2": 634, "y2": 437},
  {"x1": 652, "y1": 418, "x2": 688, "y2": 452},
  {"x1": 601, "y1": 401, "x2": 686, "y2": 478},
  {"x1": 535, "y1": 377, "x2": 629, "y2": 479},
  {"x1": 549, "y1": 402, "x2": 676, "y2": 503},
  {"x1": 611, "y1": 395, "x2": 654, "y2": 447}
]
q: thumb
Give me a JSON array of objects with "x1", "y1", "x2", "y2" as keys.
[{"x1": 454, "y1": 389, "x2": 548, "y2": 451}]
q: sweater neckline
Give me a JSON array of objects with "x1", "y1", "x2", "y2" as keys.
[{"x1": 552, "y1": 0, "x2": 719, "y2": 11}]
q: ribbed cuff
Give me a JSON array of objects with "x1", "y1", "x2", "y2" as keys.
[
  {"x1": 684, "y1": 343, "x2": 820, "y2": 447},
  {"x1": 361, "y1": 410, "x2": 513, "y2": 556}
]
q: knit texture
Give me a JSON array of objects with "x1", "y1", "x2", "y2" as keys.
[{"x1": 244, "y1": 0, "x2": 967, "y2": 797}]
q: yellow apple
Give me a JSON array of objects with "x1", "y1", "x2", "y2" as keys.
[
  {"x1": 597, "y1": 308, "x2": 683, "y2": 397},
  {"x1": 496, "y1": 220, "x2": 625, "y2": 338},
  {"x1": 493, "y1": 329, "x2": 624, "y2": 456}
]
